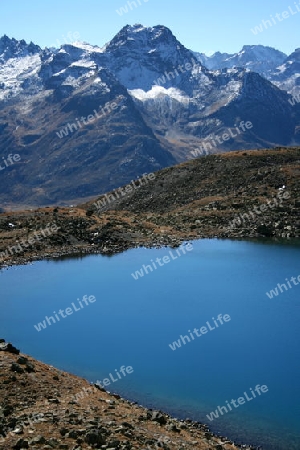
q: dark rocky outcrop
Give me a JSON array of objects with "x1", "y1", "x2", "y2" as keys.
[{"x1": 0, "y1": 341, "x2": 20, "y2": 355}]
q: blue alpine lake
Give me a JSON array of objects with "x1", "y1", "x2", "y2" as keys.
[{"x1": 1, "y1": 239, "x2": 300, "y2": 449}]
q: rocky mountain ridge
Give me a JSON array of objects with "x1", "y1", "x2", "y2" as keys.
[
  {"x1": 195, "y1": 45, "x2": 287, "y2": 78},
  {"x1": 195, "y1": 44, "x2": 300, "y2": 96}
]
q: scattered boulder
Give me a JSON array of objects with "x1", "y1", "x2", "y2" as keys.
[
  {"x1": 16, "y1": 357, "x2": 28, "y2": 365},
  {"x1": 25, "y1": 362, "x2": 35, "y2": 373},
  {"x1": 148, "y1": 411, "x2": 168, "y2": 425},
  {"x1": 29, "y1": 435, "x2": 46, "y2": 445},
  {"x1": 85, "y1": 429, "x2": 106, "y2": 446},
  {"x1": 10, "y1": 363, "x2": 24, "y2": 374},
  {"x1": 13, "y1": 438, "x2": 29, "y2": 449}
]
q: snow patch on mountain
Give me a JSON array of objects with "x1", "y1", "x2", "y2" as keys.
[
  {"x1": 71, "y1": 42, "x2": 105, "y2": 53},
  {"x1": 0, "y1": 53, "x2": 42, "y2": 100},
  {"x1": 129, "y1": 86, "x2": 190, "y2": 104}
]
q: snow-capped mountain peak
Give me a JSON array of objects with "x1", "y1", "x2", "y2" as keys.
[
  {"x1": 102, "y1": 24, "x2": 203, "y2": 91},
  {"x1": 105, "y1": 24, "x2": 186, "y2": 56}
]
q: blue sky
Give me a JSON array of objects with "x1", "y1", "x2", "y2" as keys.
[{"x1": 0, "y1": 0, "x2": 299, "y2": 55}]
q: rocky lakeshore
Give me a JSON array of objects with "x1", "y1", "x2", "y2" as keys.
[{"x1": 0, "y1": 340, "x2": 260, "y2": 450}]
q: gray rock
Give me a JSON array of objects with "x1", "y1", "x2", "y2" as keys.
[
  {"x1": 10, "y1": 363, "x2": 24, "y2": 374},
  {"x1": 13, "y1": 438, "x2": 29, "y2": 449},
  {"x1": 149, "y1": 411, "x2": 168, "y2": 425},
  {"x1": 29, "y1": 435, "x2": 46, "y2": 444},
  {"x1": 85, "y1": 429, "x2": 106, "y2": 446},
  {"x1": 17, "y1": 357, "x2": 28, "y2": 365}
]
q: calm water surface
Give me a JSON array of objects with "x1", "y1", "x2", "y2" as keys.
[{"x1": 1, "y1": 239, "x2": 300, "y2": 450}]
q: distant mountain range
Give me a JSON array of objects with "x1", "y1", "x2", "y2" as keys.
[
  {"x1": 0, "y1": 25, "x2": 299, "y2": 208},
  {"x1": 194, "y1": 45, "x2": 300, "y2": 96}
]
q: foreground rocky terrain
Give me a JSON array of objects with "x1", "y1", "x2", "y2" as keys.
[
  {"x1": 0, "y1": 147, "x2": 299, "y2": 268},
  {"x1": 0, "y1": 340, "x2": 255, "y2": 450}
]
